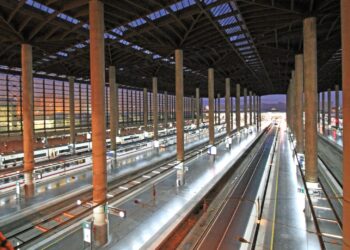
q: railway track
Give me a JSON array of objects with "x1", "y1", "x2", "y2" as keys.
[
  {"x1": 318, "y1": 135, "x2": 343, "y2": 188},
  {"x1": 191, "y1": 127, "x2": 275, "y2": 249},
  {"x1": 3, "y1": 128, "x2": 230, "y2": 249},
  {"x1": 157, "y1": 125, "x2": 274, "y2": 249}
]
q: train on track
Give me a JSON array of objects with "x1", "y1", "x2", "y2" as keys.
[{"x1": 0, "y1": 125, "x2": 202, "y2": 170}]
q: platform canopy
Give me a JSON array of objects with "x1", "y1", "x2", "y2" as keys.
[{"x1": 0, "y1": 0, "x2": 340, "y2": 96}]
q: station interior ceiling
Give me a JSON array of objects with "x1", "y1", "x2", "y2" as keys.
[{"x1": 0, "y1": 0, "x2": 341, "y2": 96}]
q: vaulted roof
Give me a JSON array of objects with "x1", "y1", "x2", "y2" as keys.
[{"x1": 0, "y1": 0, "x2": 341, "y2": 96}]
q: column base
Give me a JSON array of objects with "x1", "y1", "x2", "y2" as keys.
[
  {"x1": 297, "y1": 153, "x2": 305, "y2": 170},
  {"x1": 153, "y1": 140, "x2": 159, "y2": 148},
  {"x1": 306, "y1": 181, "x2": 319, "y2": 191},
  {"x1": 93, "y1": 205, "x2": 108, "y2": 247},
  {"x1": 24, "y1": 172, "x2": 34, "y2": 198},
  {"x1": 304, "y1": 181, "x2": 320, "y2": 219},
  {"x1": 176, "y1": 162, "x2": 185, "y2": 187}
]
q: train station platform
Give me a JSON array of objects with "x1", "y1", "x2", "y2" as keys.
[
  {"x1": 0, "y1": 128, "x2": 223, "y2": 231},
  {"x1": 37, "y1": 126, "x2": 263, "y2": 249},
  {"x1": 256, "y1": 122, "x2": 320, "y2": 249}
]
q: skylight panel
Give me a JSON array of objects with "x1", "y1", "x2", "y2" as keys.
[
  {"x1": 119, "y1": 39, "x2": 130, "y2": 46},
  {"x1": 238, "y1": 46, "x2": 251, "y2": 51},
  {"x1": 75, "y1": 43, "x2": 86, "y2": 49},
  {"x1": 235, "y1": 40, "x2": 249, "y2": 47},
  {"x1": 210, "y1": 3, "x2": 231, "y2": 17},
  {"x1": 153, "y1": 54, "x2": 161, "y2": 59},
  {"x1": 218, "y1": 16, "x2": 237, "y2": 27},
  {"x1": 26, "y1": 1, "x2": 82, "y2": 26},
  {"x1": 57, "y1": 51, "x2": 68, "y2": 57},
  {"x1": 132, "y1": 45, "x2": 143, "y2": 51},
  {"x1": 225, "y1": 25, "x2": 241, "y2": 34},
  {"x1": 170, "y1": 0, "x2": 196, "y2": 12},
  {"x1": 112, "y1": 26, "x2": 128, "y2": 36},
  {"x1": 104, "y1": 33, "x2": 117, "y2": 40},
  {"x1": 241, "y1": 50, "x2": 254, "y2": 55},
  {"x1": 235, "y1": 34, "x2": 245, "y2": 40},
  {"x1": 57, "y1": 13, "x2": 79, "y2": 24},
  {"x1": 66, "y1": 47, "x2": 76, "y2": 52},
  {"x1": 143, "y1": 50, "x2": 152, "y2": 55},
  {"x1": 83, "y1": 24, "x2": 89, "y2": 29},
  {"x1": 26, "y1": 0, "x2": 55, "y2": 14},
  {"x1": 229, "y1": 35, "x2": 238, "y2": 41},
  {"x1": 147, "y1": 9, "x2": 169, "y2": 20},
  {"x1": 129, "y1": 18, "x2": 146, "y2": 28}
]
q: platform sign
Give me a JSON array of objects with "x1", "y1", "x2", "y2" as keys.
[
  {"x1": 16, "y1": 181, "x2": 20, "y2": 196},
  {"x1": 211, "y1": 146, "x2": 217, "y2": 155},
  {"x1": 82, "y1": 221, "x2": 92, "y2": 243},
  {"x1": 106, "y1": 151, "x2": 115, "y2": 158}
]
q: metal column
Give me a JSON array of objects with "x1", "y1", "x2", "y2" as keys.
[
  {"x1": 68, "y1": 76, "x2": 75, "y2": 154},
  {"x1": 143, "y1": 88, "x2": 148, "y2": 128},
  {"x1": 217, "y1": 93, "x2": 221, "y2": 125},
  {"x1": 231, "y1": 96, "x2": 234, "y2": 130},
  {"x1": 109, "y1": 66, "x2": 117, "y2": 152},
  {"x1": 328, "y1": 88, "x2": 332, "y2": 127},
  {"x1": 291, "y1": 71, "x2": 296, "y2": 135},
  {"x1": 295, "y1": 54, "x2": 304, "y2": 153},
  {"x1": 236, "y1": 84, "x2": 240, "y2": 131},
  {"x1": 89, "y1": 0, "x2": 107, "y2": 246},
  {"x1": 225, "y1": 78, "x2": 231, "y2": 135},
  {"x1": 249, "y1": 90, "x2": 252, "y2": 126},
  {"x1": 208, "y1": 68, "x2": 215, "y2": 145},
  {"x1": 253, "y1": 93, "x2": 256, "y2": 125},
  {"x1": 152, "y1": 77, "x2": 158, "y2": 140},
  {"x1": 164, "y1": 91, "x2": 168, "y2": 128},
  {"x1": 21, "y1": 43, "x2": 34, "y2": 196},
  {"x1": 191, "y1": 95, "x2": 194, "y2": 124},
  {"x1": 335, "y1": 84, "x2": 339, "y2": 127},
  {"x1": 341, "y1": 1, "x2": 350, "y2": 248},
  {"x1": 196, "y1": 87, "x2": 200, "y2": 128},
  {"x1": 244, "y1": 88, "x2": 247, "y2": 127},
  {"x1": 175, "y1": 49, "x2": 184, "y2": 161},
  {"x1": 322, "y1": 91, "x2": 326, "y2": 132},
  {"x1": 303, "y1": 17, "x2": 318, "y2": 183}
]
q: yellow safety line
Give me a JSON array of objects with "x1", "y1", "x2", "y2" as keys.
[{"x1": 270, "y1": 135, "x2": 281, "y2": 250}]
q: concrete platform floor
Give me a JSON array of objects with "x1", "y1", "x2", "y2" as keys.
[
  {"x1": 41, "y1": 126, "x2": 263, "y2": 250},
  {"x1": 256, "y1": 122, "x2": 320, "y2": 250}
]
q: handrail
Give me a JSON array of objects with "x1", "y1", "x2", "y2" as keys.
[
  {"x1": 251, "y1": 126, "x2": 279, "y2": 248},
  {"x1": 288, "y1": 133, "x2": 326, "y2": 250}
]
